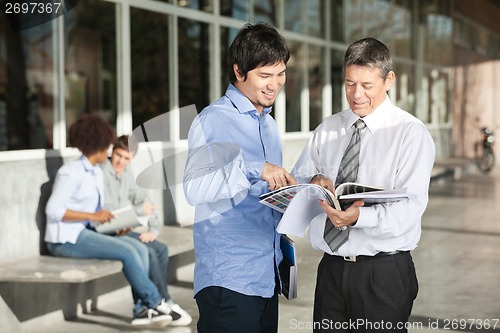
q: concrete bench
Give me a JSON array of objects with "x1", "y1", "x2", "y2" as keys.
[
  {"x1": 0, "y1": 225, "x2": 193, "y2": 331},
  {"x1": 431, "y1": 157, "x2": 475, "y2": 182},
  {"x1": 0, "y1": 256, "x2": 123, "y2": 284},
  {"x1": 0, "y1": 225, "x2": 193, "y2": 284}
]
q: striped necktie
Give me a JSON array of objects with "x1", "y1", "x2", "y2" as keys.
[{"x1": 323, "y1": 119, "x2": 366, "y2": 252}]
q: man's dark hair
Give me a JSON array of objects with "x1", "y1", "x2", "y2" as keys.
[
  {"x1": 112, "y1": 135, "x2": 129, "y2": 152},
  {"x1": 112, "y1": 134, "x2": 139, "y2": 156},
  {"x1": 68, "y1": 114, "x2": 115, "y2": 156},
  {"x1": 228, "y1": 22, "x2": 290, "y2": 83},
  {"x1": 344, "y1": 37, "x2": 392, "y2": 79}
]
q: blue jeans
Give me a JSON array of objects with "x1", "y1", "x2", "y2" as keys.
[
  {"x1": 46, "y1": 229, "x2": 162, "y2": 315},
  {"x1": 125, "y1": 232, "x2": 171, "y2": 302}
]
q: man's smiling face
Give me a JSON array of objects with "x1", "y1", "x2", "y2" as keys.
[
  {"x1": 344, "y1": 64, "x2": 394, "y2": 117},
  {"x1": 233, "y1": 61, "x2": 286, "y2": 113}
]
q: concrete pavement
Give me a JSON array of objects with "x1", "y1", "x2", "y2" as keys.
[{"x1": 36, "y1": 167, "x2": 500, "y2": 333}]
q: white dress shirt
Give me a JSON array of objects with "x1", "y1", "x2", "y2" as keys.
[{"x1": 292, "y1": 97, "x2": 435, "y2": 256}]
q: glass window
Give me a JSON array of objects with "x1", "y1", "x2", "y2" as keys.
[
  {"x1": 393, "y1": 62, "x2": 416, "y2": 116},
  {"x1": 0, "y1": 12, "x2": 55, "y2": 150},
  {"x1": 429, "y1": 69, "x2": 450, "y2": 123},
  {"x1": 362, "y1": 0, "x2": 392, "y2": 41},
  {"x1": 178, "y1": 18, "x2": 210, "y2": 139},
  {"x1": 307, "y1": 0, "x2": 325, "y2": 38},
  {"x1": 220, "y1": 27, "x2": 239, "y2": 94},
  {"x1": 309, "y1": 45, "x2": 323, "y2": 130},
  {"x1": 284, "y1": 0, "x2": 304, "y2": 33},
  {"x1": 340, "y1": 0, "x2": 363, "y2": 43},
  {"x1": 425, "y1": 14, "x2": 452, "y2": 65},
  {"x1": 330, "y1": 0, "x2": 346, "y2": 43},
  {"x1": 285, "y1": 41, "x2": 304, "y2": 132},
  {"x1": 64, "y1": 0, "x2": 117, "y2": 134},
  {"x1": 392, "y1": 0, "x2": 413, "y2": 58},
  {"x1": 177, "y1": 0, "x2": 214, "y2": 12},
  {"x1": 221, "y1": 0, "x2": 250, "y2": 21},
  {"x1": 487, "y1": 34, "x2": 500, "y2": 59},
  {"x1": 254, "y1": 0, "x2": 278, "y2": 25},
  {"x1": 334, "y1": 0, "x2": 395, "y2": 44},
  {"x1": 285, "y1": 0, "x2": 327, "y2": 37},
  {"x1": 423, "y1": 0, "x2": 452, "y2": 65},
  {"x1": 331, "y1": 49, "x2": 344, "y2": 114},
  {"x1": 130, "y1": 8, "x2": 170, "y2": 131}
]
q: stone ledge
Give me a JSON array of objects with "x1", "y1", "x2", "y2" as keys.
[
  {"x1": 0, "y1": 256, "x2": 122, "y2": 283},
  {"x1": 0, "y1": 225, "x2": 194, "y2": 284},
  {"x1": 432, "y1": 157, "x2": 475, "y2": 181}
]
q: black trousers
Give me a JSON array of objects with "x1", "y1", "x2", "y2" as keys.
[
  {"x1": 196, "y1": 286, "x2": 279, "y2": 333},
  {"x1": 313, "y1": 252, "x2": 418, "y2": 333}
]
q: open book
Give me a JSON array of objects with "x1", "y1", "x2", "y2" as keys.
[
  {"x1": 279, "y1": 234, "x2": 297, "y2": 300},
  {"x1": 259, "y1": 183, "x2": 409, "y2": 237}
]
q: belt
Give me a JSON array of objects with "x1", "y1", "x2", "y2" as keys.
[{"x1": 343, "y1": 250, "x2": 406, "y2": 262}]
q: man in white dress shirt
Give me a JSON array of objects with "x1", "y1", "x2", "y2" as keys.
[{"x1": 292, "y1": 38, "x2": 435, "y2": 332}]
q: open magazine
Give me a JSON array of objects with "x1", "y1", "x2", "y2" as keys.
[{"x1": 259, "y1": 182, "x2": 409, "y2": 237}]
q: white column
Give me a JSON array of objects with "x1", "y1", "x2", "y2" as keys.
[{"x1": 116, "y1": 2, "x2": 133, "y2": 135}]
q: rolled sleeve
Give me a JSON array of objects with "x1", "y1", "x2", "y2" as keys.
[
  {"x1": 244, "y1": 160, "x2": 265, "y2": 182},
  {"x1": 46, "y1": 168, "x2": 79, "y2": 222}
]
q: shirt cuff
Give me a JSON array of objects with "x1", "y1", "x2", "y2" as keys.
[
  {"x1": 352, "y1": 207, "x2": 378, "y2": 229},
  {"x1": 245, "y1": 160, "x2": 265, "y2": 180},
  {"x1": 310, "y1": 173, "x2": 325, "y2": 183}
]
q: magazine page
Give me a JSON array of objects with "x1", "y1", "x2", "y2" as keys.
[
  {"x1": 339, "y1": 188, "x2": 408, "y2": 199},
  {"x1": 259, "y1": 184, "x2": 321, "y2": 213},
  {"x1": 276, "y1": 185, "x2": 332, "y2": 237},
  {"x1": 334, "y1": 182, "x2": 384, "y2": 196}
]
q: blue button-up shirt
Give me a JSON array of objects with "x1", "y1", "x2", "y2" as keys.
[{"x1": 184, "y1": 84, "x2": 283, "y2": 298}]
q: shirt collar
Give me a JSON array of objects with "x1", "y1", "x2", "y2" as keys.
[
  {"x1": 80, "y1": 155, "x2": 106, "y2": 178},
  {"x1": 80, "y1": 155, "x2": 98, "y2": 172},
  {"x1": 102, "y1": 158, "x2": 120, "y2": 180},
  {"x1": 349, "y1": 96, "x2": 393, "y2": 133},
  {"x1": 225, "y1": 84, "x2": 273, "y2": 116}
]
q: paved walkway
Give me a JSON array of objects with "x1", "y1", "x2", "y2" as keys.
[{"x1": 38, "y1": 167, "x2": 500, "y2": 333}]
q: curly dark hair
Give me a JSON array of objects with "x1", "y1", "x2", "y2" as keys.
[{"x1": 68, "y1": 114, "x2": 115, "y2": 156}]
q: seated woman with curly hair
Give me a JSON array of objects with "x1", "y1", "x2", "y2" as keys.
[{"x1": 44, "y1": 114, "x2": 172, "y2": 328}]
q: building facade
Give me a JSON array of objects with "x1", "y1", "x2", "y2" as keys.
[{"x1": 0, "y1": 0, "x2": 499, "y2": 227}]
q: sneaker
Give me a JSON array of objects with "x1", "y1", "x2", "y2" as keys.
[
  {"x1": 156, "y1": 300, "x2": 193, "y2": 326},
  {"x1": 131, "y1": 308, "x2": 172, "y2": 327}
]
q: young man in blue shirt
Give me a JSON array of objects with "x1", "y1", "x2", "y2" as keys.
[{"x1": 183, "y1": 23, "x2": 296, "y2": 333}]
